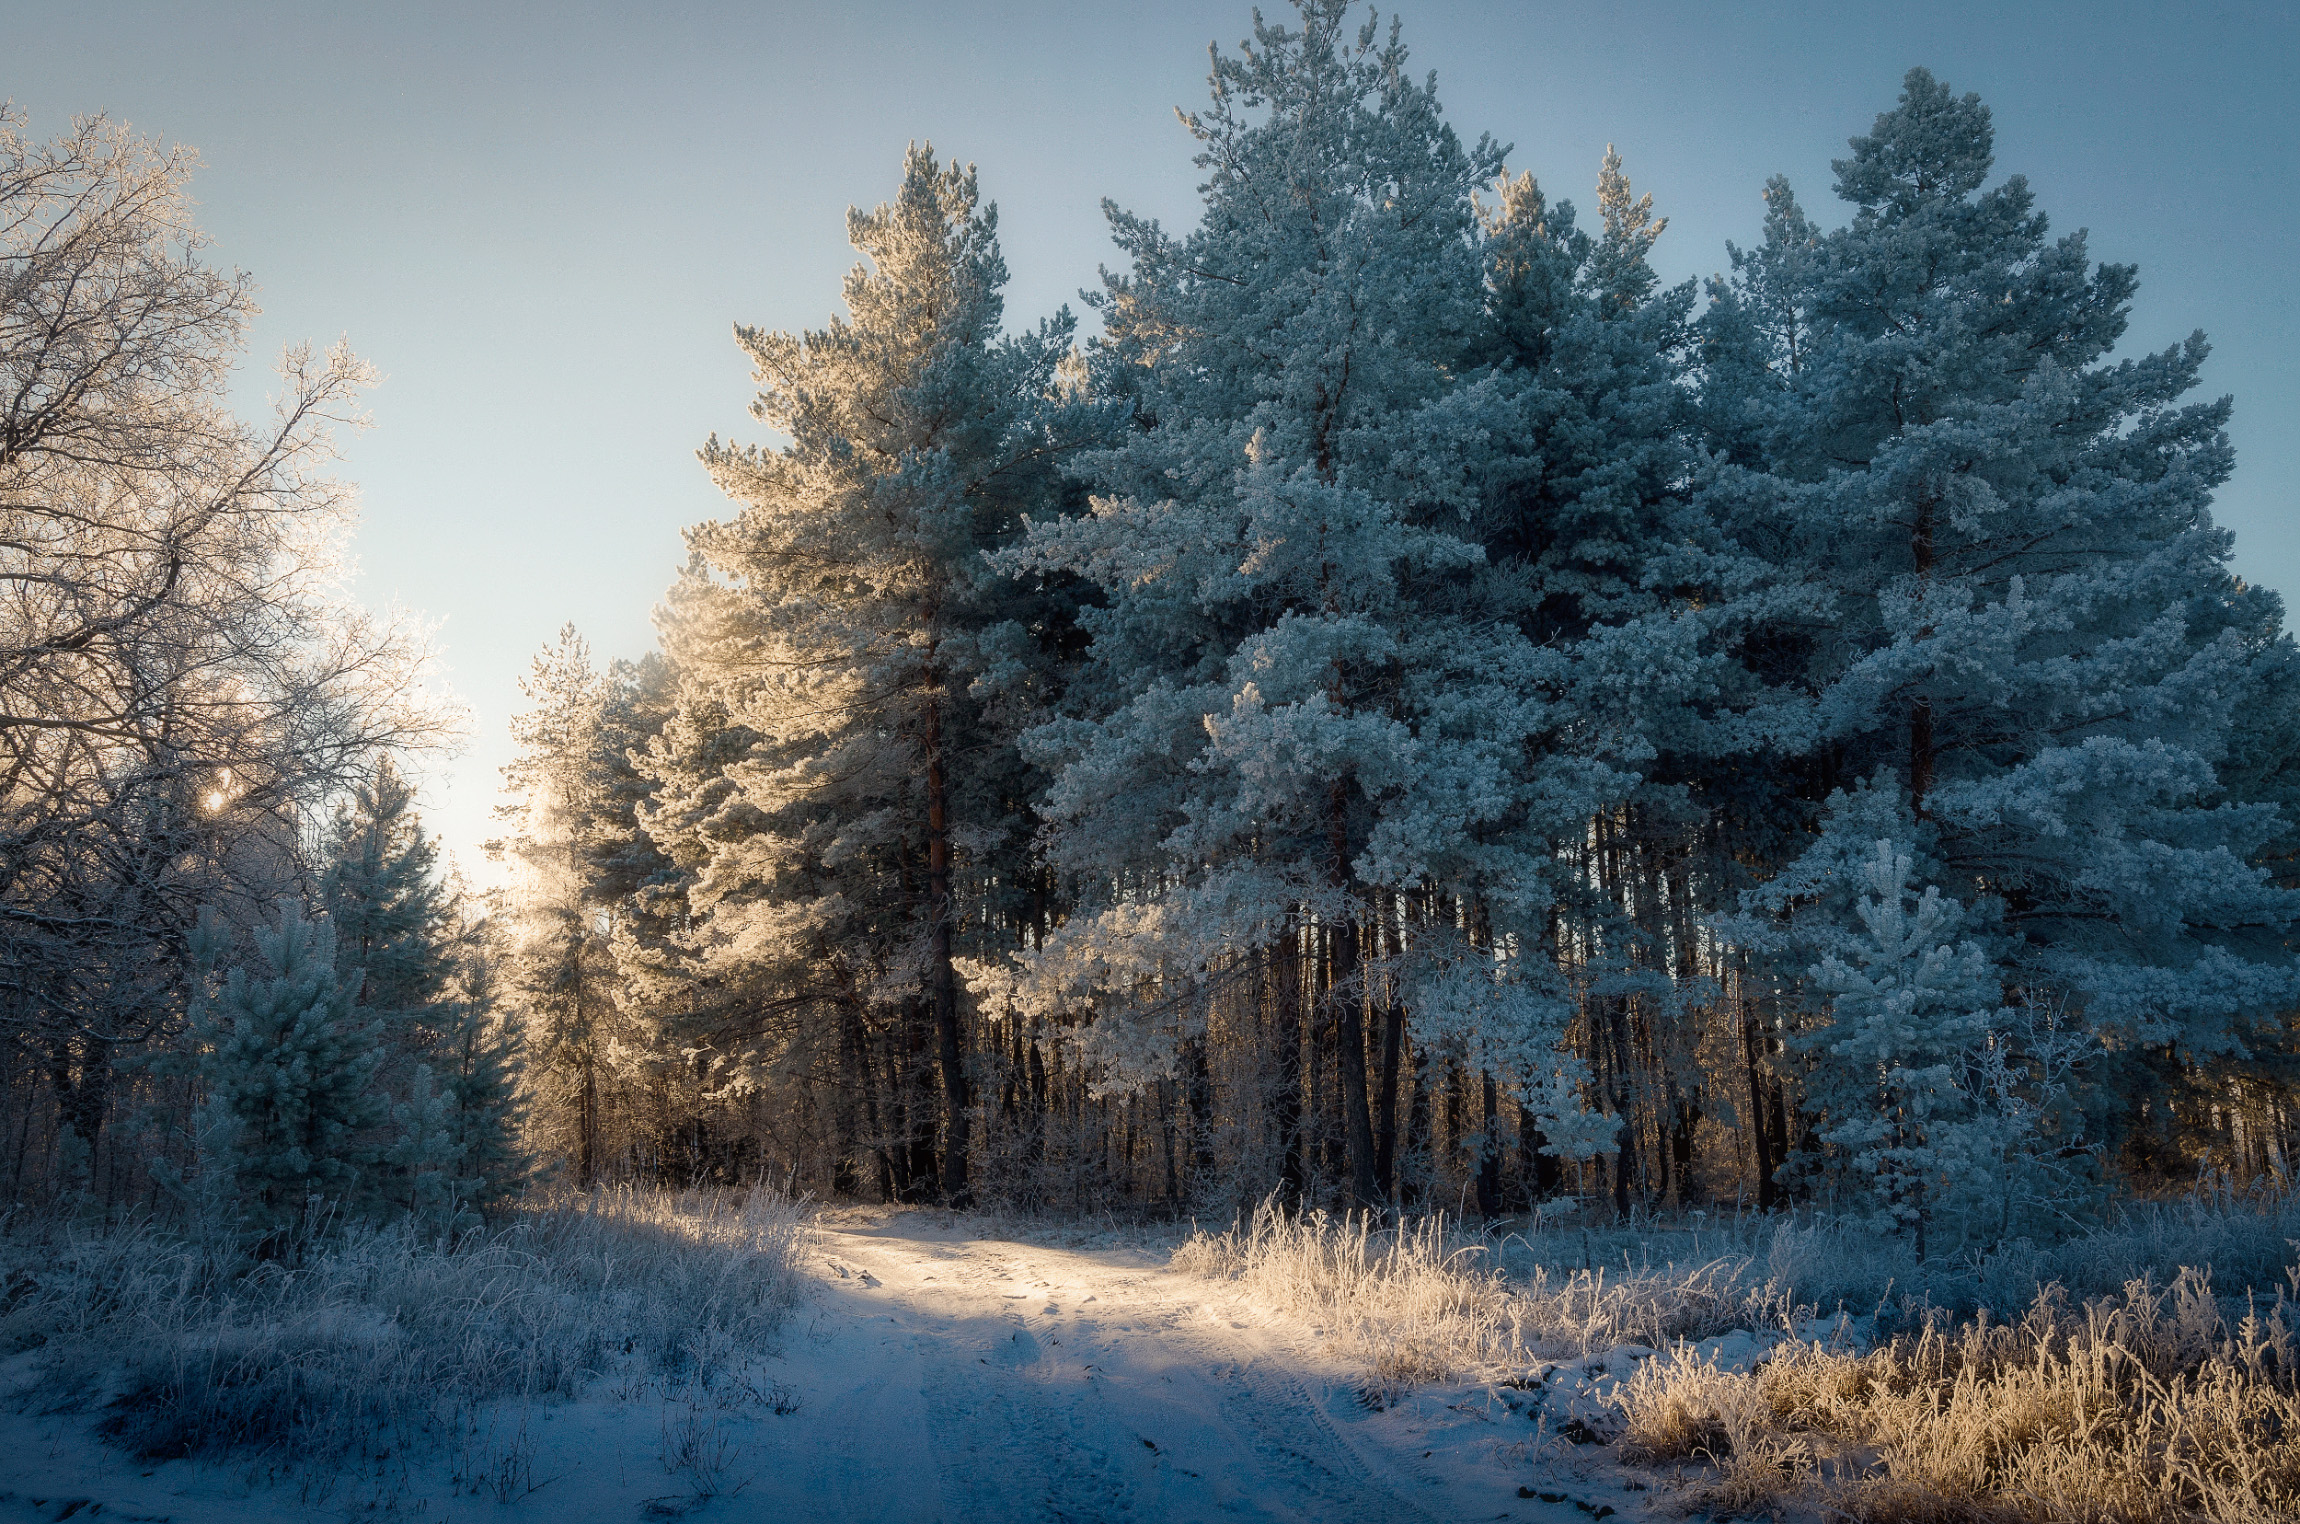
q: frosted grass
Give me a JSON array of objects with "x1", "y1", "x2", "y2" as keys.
[
  {"x1": 1180, "y1": 1189, "x2": 2300, "y2": 1520},
  {"x1": 0, "y1": 1185, "x2": 812, "y2": 1465}
]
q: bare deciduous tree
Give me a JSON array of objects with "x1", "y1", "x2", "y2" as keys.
[{"x1": 0, "y1": 105, "x2": 454, "y2": 1196}]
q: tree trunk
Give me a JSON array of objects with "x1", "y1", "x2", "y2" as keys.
[
  {"x1": 1373, "y1": 894, "x2": 1405, "y2": 1201},
  {"x1": 1608, "y1": 997, "x2": 1636, "y2": 1217},
  {"x1": 1476, "y1": 1069, "x2": 1502, "y2": 1216},
  {"x1": 1326, "y1": 783, "x2": 1380, "y2": 1210},
  {"x1": 1743, "y1": 1002, "x2": 1776, "y2": 1209},
  {"x1": 1270, "y1": 932, "x2": 1306, "y2": 1207},
  {"x1": 922, "y1": 694, "x2": 971, "y2": 1206},
  {"x1": 832, "y1": 1005, "x2": 863, "y2": 1198},
  {"x1": 46, "y1": 1033, "x2": 110, "y2": 1181},
  {"x1": 1374, "y1": 993, "x2": 1405, "y2": 1201},
  {"x1": 577, "y1": 1048, "x2": 597, "y2": 1190},
  {"x1": 1519, "y1": 1104, "x2": 1562, "y2": 1198},
  {"x1": 1184, "y1": 1033, "x2": 1215, "y2": 1189},
  {"x1": 1404, "y1": 1040, "x2": 1432, "y2": 1205}
]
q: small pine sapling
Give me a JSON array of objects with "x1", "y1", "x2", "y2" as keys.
[{"x1": 190, "y1": 900, "x2": 384, "y2": 1248}]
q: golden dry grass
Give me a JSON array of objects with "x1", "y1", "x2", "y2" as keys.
[
  {"x1": 1618, "y1": 1268, "x2": 2300, "y2": 1523},
  {"x1": 1174, "y1": 1198, "x2": 1801, "y2": 1388}
]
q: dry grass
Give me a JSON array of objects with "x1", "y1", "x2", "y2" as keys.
[
  {"x1": 1174, "y1": 1197, "x2": 1803, "y2": 1386},
  {"x1": 1618, "y1": 1268, "x2": 2300, "y2": 1523},
  {"x1": 0, "y1": 1185, "x2": 812, "y2": 1466},
  {"x1": 1176, "y1": 1202, "x2": 1516, "y2": 1386},
  {"x1": 1179, "y1": 1193, "x2": 2300, "y2": 1521}
]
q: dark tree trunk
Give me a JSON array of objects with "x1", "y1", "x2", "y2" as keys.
[
  {"x1": 831, "y1": 1005, "x2": 864, "y2": 1198},
  {"x1": 1329, "y1": 910, "x2": 1380, "y2": 1210},
  {"x1": 1476, "y1": 1069, "x2": 1502, "y2": 1216},
  {"x1": 1741, "y1": 1001, "x2": 1776, "y2": 1209},
  {"x1": 1184, "y1": 1033, "x2": 1215, "y2": 1187},
  {"x1": 1270, "y1": 933, "x2": 1306, "y2": 1207},
  {"x1": 1608, "y1": 998, "x2": 1636, "y2": 1217},
  {"x1": 922, "y1": 695, "x2": 970, "y2": 1206},
  {"x1": 1374, "y1": 995, "x2": 1405, "y2": 1201},
  {"x1": 1404, "y1": 1040, "x2": 1432, "y2": 1206},
  {"x1": 46, "y1": 1033, "x2": 111, "y2": 1173}
]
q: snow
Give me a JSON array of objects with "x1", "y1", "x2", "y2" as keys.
[{"x1": 0, "y1": 1209, "x2": 1698, "y2": 1522}]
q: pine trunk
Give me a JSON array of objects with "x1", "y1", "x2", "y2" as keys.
[
  {"x1": 1270, "y1": 932, "x2": 1306, "y2": 1207},
  {"x1": 923, "y1": 693, "x2": 971, "y2": 1206}
]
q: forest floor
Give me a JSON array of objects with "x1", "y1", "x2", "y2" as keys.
[{"x1": 0, "y1": 1204, "x2": 1649, "y2": 1524}]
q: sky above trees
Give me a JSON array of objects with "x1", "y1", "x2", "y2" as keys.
[{"x1": 16, "y1": 0, "x2": 2295, "y2": 880}]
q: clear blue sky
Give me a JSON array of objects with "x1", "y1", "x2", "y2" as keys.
[{"x1": 18, "y1": 1, "x2": 2299, "y2": 882}]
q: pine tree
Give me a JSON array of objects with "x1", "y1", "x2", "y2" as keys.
[
  {"x1": 1002, "y1": 0, "x2": 1634, "y2": 1209},
  {"x1": 432, "y1": 934, "x2": 528, "y2": 1216},
  {"x1": 1472, "y1": 148, "x2": 1789, "y2": 1211},
  {"x1": 1804, "y1": 841, "x2": 2004, "y2": 1258},
  {"x1": 383, "y1": 1063, "x2": 463, "y2": 1233},
  {"x1": 321, "y1": 757, "x2": 456, "y2": 1026},
  {"x1": 651, "y1": 145, "x2": 1108, "y2": 1205},
  {"x1": 191, "y1": 900, "x2": 383, "y2": 1243},
  {"x1": 493, "y1": 626, "x2": 620, "y2": 1187},
  {"x1": 1702, "y1": 68, "x2": 2300, "y2": 1176},
  {"x1": 322, "y1": 755, "x2": 527, "y2": 1215}
]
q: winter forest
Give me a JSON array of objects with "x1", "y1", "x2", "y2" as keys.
[
  {"x1": 10, "y1": 3, "x2": 2300, "y2": 1520},
  {"x1": 503, "y1": 19, "x2": 2297, "y2": 1246}
]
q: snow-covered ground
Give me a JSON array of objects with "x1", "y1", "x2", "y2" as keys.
[{"x1": 1, "y1": 1207, "x2": 1673, "y2": 1523}]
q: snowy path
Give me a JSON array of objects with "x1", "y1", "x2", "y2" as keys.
[
  {"x1": 1, "y1": 1210, "x2": 1635, "y2": 1523},
  {"x1": 759, "y1": 1210, "x2": 1457, "y2": 1523}
]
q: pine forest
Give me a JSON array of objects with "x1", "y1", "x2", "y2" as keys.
[{"x1": 9, "y1": 6, "x2": 2300, "y2": 1520}]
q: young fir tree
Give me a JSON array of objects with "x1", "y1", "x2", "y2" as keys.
[
  {"x1": 321, "y1": 757, "x2": 456, "y2": 1026},
  {"x1": 1805, "y1": 841, "x2": 2005, "y2": 1257},
  {"x1": 191, "y1": 900, "x2": 382, "y2": 1242},
  {"x1": 1001, "y1": 0, "x2": 1627, "y2": 1209},
  {"x1": 1702, "y1": 69, "x2": 2300, "y2": 1189},
  {"x1": 432, "y1": 928, "x2": 528, "y2": 1214},
  {"x1": 646, "y1": 146, "x2": 1106, "y2": 1205},
  {"x1": 323, "y1": 756, "x2": 527, "y2": 1219}
]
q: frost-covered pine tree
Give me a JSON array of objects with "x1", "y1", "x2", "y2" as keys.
[
  {"x1": 493, "y1": 626, "x2": 622, "y2": 1187},
  {"x1": 1002, "y1": 0, "x2": 1628, "y2": 1208},
  {"x1": 1703, "y1": 69, "x2": 2300, "y2": 1173},
  {"x1": 321, "y1": 757, "x2": 457, "y2": 1025},
  {"x1": 190, "y1": 900, "x2": 382, "y2": 1243},
  {"x1": 382, "y1": 1063, "x2": 463, "y2": 1232},
  {"x1": 1473, "y1": 148, "x2": 1792, "y2": 1208},
  {"x1": 325, "y1": 755, "x2": 526, "y2": 1216},
  {"x1": 430, "y1": 935, "x2": 527, "y2": 1215},
  {"x1": 1806, "y1": 841, "x2": 2006, "y2": 1258},
  {"x1": 650, "y1": 146, "x2": 1109, "y2": 1205}
]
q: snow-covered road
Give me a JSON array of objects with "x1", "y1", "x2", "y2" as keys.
[
  {"x1": 2, "y1": 1209, "x2": 1636, "y2": 1524},
  {"x1": 729, "y1": 1208, "x2": 1623, "y2": 1523},
  {"x1": 754, "y1": 1209, "x2": 1453, "y2": 1522}
]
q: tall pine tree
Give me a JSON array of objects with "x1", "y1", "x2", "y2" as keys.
[
  {"x1": 1003, "y1": 0, "x2": 1635, "y2": 1209},
  {"x1": 649, "y1": 146, "x2": 1108, "y2": 1204},
  {"x1": 1702, "y1": 69, "x2": 2300, "y2": 1191}
]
